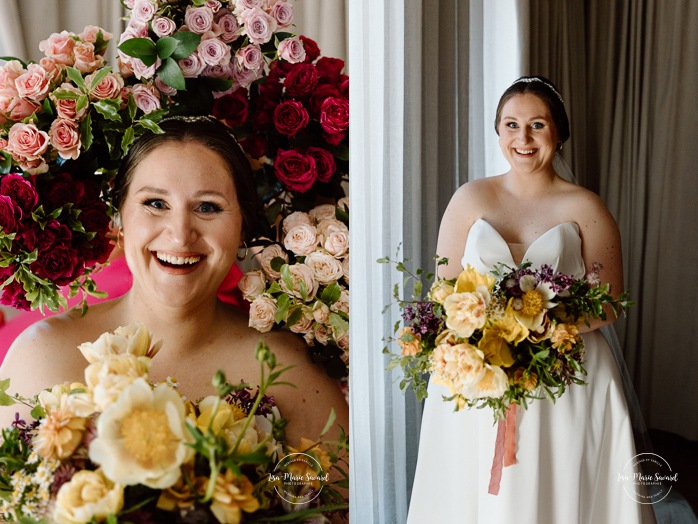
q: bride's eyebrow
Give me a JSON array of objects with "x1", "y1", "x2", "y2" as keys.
[{"x1": 135, "y1": 186, "x2": 168, "y2": 195}]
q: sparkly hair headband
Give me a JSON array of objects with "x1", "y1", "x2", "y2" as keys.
[
  {"x1": 159, "y1": 114, "x2": 243, "y2": 145},
  {"x1": 512, "y1": 77, "x2": 564, "y2": 104}
]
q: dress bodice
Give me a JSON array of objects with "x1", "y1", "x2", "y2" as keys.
[{"x1": 461, "y1": 218, "x2": 586, "y2": 278}]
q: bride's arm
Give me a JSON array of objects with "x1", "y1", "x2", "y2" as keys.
[
  {"x1": 573, "y1": 190, "x2": 625, "y2": 332},
  {"x1": 436, "y1": 183, "x2": 482, "y2": 280}
]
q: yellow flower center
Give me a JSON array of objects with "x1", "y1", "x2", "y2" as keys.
[
  {"x1": 521, "y1": 289, "x2": 544, "y2": 316},
  {"x1": 121, "y1": 408, "x2": 179, "y2": 468}
]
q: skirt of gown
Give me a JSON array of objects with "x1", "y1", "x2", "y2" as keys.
[{"x1": 407, "y1": 329, "x2": 644, "y2": 524}]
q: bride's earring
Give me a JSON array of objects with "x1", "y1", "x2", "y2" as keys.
[
  {"x1": 117, "y1": 227, "x2": 124, "y2": 248},
  {"x1": 237, "y1": 241, "x2": 248, "y2": 262},
  {"x1": 557, "y1": 141, "x2": 563, "y2": 151}
]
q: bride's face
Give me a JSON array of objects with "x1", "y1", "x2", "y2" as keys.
[
  {"x1": 119, "y1": 141, "x2": 243, "y2": 307},
  {"x1": 497, "y1": 93, "x2": 559, "y2": 174}
]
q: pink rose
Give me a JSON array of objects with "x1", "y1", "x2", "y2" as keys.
[
  {"x1": 0, "y1": 173, "x2": 39, "y2": 215},
  {"x1": 306, "y1": 147, "x2": 336, "y2": 183},
  {"x1": 7, "y1": 97, "x2": 40, "y2": 121},
  {"x1": 152, "y1": 17, "x2": 177, "y2": 38},
  {"x1": 277, "y1": 36, "x2": 306, "y2": 64},
  {"x1": 271, "y1": 1, "x2": 294, "y2": 28},
  {"x1": 73, "y1": 42, "x2": 104, "y2": 74},
  {"x1": 155, "y1": 77, "x2": 177, "y2": 97},
  {"x1": 216, "y1": 12, "x2": 240, "y2": 43},
  {"x1": 0, "y1": 195, "x2": 19, "y2": 233},
  {"x1": 274, "y1": 149, "x2": 317, "y2": 193},
  {"x1": 283, "y1": 63, "x2": 318, "y2": 98},
  {"x1": 202, "y1": 62, "x2": 235, "y2": 80},
  {"x1": 39, "y1": 31, "x2": 76, "y2": 66},
  {"x1": 185, "y1": 6, "x2": 215, "y2": 34},
  {"x1": 197, "y1": 37, "x2": 231, "y2": 66},
  {"x1": 85, "y1": 72, "x2": 124, "y2": 101},
  {"x1": 51, "y1": 84, "x2": 88, "y2": 120},
  {"x1": 231, "y1": 62, "x2": 259, "y2": 89},
  {"x1": 242, "y1": 7, "x2": 277, "y2": 45},
  {"x1": 273, "y1": 100, "x2": 309, "y2": 137},
  {"x1": 131, "y1": 56, "x2": 160, "y2": 80},
  {"x1": 15, "y1": 64, "x2": 51, "y2": 102},
  {"x1": 204, "y1": 0, "x2": 222, "y2": 12},
  {"x1": 7, "y1": 123, "x2": 50, "y2": 162},
  {"x1": 131, "y1": 0, "x2": 157, "y2": 24},
  {"x1": 131, "y1": 84, "x2": 161, "y2": 114},
  {"x1": 79, "y1": 25, "x2": 113, "y2": 46},
  {"x1": 49, "y1": 119, "x2": 82, "y2": 160},
  {"x1": 178, "y1": 52, "x2": 207, "y2": 78},
  {"x1": 38, "y1": 57, "x2": 63, "y2": 83},
  {"x1": 235, "y1": 44, "x2": 264, "y2": 72},
  {"x1": 320, "y1": 96, "x2": 349, "y2": 134},
  {"x1": 0, "y1": 60, "x2": 24, "y2": 90}
]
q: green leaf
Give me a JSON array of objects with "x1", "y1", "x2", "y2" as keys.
[
  {"x1": 280, "y1": 264, "x2": 294, "y2": 291},
  {"x1": 65, "y1": 66, "x2": 87, "y2": 92},
  {"x1": 328, "y1": 312, "x2": 349, "y2": 335},
  {"x1": 170, "y1": 31, "x2": 202, "y2": 60},
  {"x1": 157, "y1": 56, "x2": 186, "y2": 91},
  {"x1": 135, "y1": 118, "x2": 163, "y2": 134},
  {"x1": 0, "y1": 378, "x2": 10, "y2": 392},
  {"x1": 75, "y1": 94, "x2": 89, "y2": 114},
  {"x1": 275, "y1": 293, "x2": 290, "y2": 323},
  {"x1": 50, "y1": 89, "x2": 82, "y2": 101},
  {"x1": 93, "y1": 99, "x2": 121, "y2": 122},
  {"x1": 320, "y1": 408, "x2": 337, "y2": 437},
  {"x1": 30, "y1": 405, "x2": 45, "y2": 420},
  {"x1": 155, "y1": 36, "x2": 180, "y2": 59},
  {"x1": 121, "y1": 126, "x2": 135, "y2": 155},
  {"x1": 0, "y1": 392, "x2": 15, "y2": 407},
  {"x1": 88, "y1": 66, "x2": 112, "y2": 90},
  {"x1": 80, "y1": 112, "x2": 93, "y2": 151},
  {"x1": 320, "y1": 281, "x2": 342, "y2": 304},
  {"x1": 118, "y1": 37, "x2": 158, "y2": 65},
  {"x1": 0, "y1": 152, "x2": 11, "y2": 174},
  {"x1": 127, "y1": 93, "x2": 137, "y2": 120}
]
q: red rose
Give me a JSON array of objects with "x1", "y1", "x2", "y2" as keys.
[
  {"x1": 1, "y1": 279, "x2": 31, "y2": 311},
  {"x1": 0, "y1": 195, "x2": 19, "y2": 233},
  {"x1": 0, "y1": 174, "x2": 38, "y2": 215},
  {"x1": 283, "y1": 63, "x2": 319, "y2": 98},
  {"x1": 307, "y1": 147, "x2": 336, "y2": 183},
  {"x1": 300, "y1": 36, "x2": 321, "y2": 62},
  {"x1": 79, "y1": 202, "x2": 111, "y2": 234},
  {"x1": 240, "y1": 134, "x2": 269, "y2": 159},
  {"x1": 21, "y1": 219, "x2": 72, "y2": 253},
  {"x1": 274, "y1": 149, "x2": 317, "y2": 193},
  {"x1": 38, "y1": 172, "x2": 85, "y2": 211},
  {"x1": 273, "y1": 100, "x2": 309, "y2": 137},
  {"x1": 32, "y1": 243, "x2": 82, "y2": 285},
  {"x1": 320, "y1": 96, "x2": 349, "y2": 134},
  {"x1": 212, "y1": 88, "x2": 249, "y2": 127},
  {"x1": 308, "y1": 83, "x2": 341, "y2": 118},
  {"x1": 80, "y1": 231, "x2": 114, "y2": 266},
  {"x1": 316, "y1": 57, "x2": 345, "y2": 80},
  {"x1": 339, "y1": 76, "x2": 349, "y2": 98},
  {"x1": 323, "y1": 131, "x2": 346, "y2": 146}
]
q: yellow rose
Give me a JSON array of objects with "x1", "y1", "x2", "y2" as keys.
[
  {"x1": 397, "y1": 327, "x2": 422, "y2": 356},
  {"x1": 53, "y1": 469, "x2": 124, "y2": 524},
  {"x1": 478, "y1": 328, "x2": 515, "y2": 368},
  {"x1": 428, "y1": 280, "x2": 455, "y2": 304},
  {"x1": 455, "y1": 265, "x2": 496, "y2": 294}
]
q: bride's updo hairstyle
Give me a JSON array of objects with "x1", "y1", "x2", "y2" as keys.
[
  {"x1": 494, "y1": 75, "x2": 570, "y2": 147},
  {"x1": 112, "y1": 116, "x2": 261, "y2": 242}
]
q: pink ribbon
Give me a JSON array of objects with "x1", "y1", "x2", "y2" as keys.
[{"x1": 488, "y1": 405, "x2": 518, "y2": 495}]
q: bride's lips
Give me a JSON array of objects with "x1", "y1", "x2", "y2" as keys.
[
  {"x1": 514, "y1": 147, "x2": 537, "y2": 156},
  {"x1": 152, "y1": 251, "x2": 205, "y2": 274}
]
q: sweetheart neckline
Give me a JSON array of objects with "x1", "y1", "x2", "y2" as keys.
[{"x1": 471, "y1": 218, "x2": 579, "y2": 266}]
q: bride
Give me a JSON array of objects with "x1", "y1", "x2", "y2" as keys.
[{"x1": 407, "y1": 76, "x2": 653, "y2": 523}]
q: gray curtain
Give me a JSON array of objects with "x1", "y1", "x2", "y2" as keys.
[{"x1": 529, "y1": 0, "x2": 698, "y2": 439}]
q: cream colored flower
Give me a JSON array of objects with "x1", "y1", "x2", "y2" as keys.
[
  {"x1": 33, "y1": 404, "x2": 88, "y2": 461},
  {"x1": 398, "y1": 327, "x2": 422, "y2": 357},
  {"x1": 314, "y1": 323, "x2": 330, "y2": 345},
  {"x1": 190, "y1": 396, "x2": 240, "y2": 435},
  {"x1": 282, "y1": 210, "x2": 312, "y2": 234},
  {"x1": 309, "y1": 204, "x2": 337, "y2": 222},
  {"x1": 209, "y1": 469, "x2": 260, "y2": 524},
  {"x1": 78, "y1": 323, "x2": 161, "y2": 364},
  {"x1": 304, "y1": 251, "x2": 344, "y2": 285},
  {"x1": 279, "y1": 263, "x2": 319, "y2": 300},
  {"x1": 53, "y1": 469, "x2": 124, "y2": 524},
  {"x1": 283, "y1": 223, "x2": 318, "y2": 256},
  {"x1": 341, "y1": 255, "x2": 349, "y2": 285},
  {"x1": 237, "y1": 269, "x2": 266, "y2": 299},
  {"x1": 289, "y1": 309, "x2": 314, "y2": 334},
  {"x1": 428, "y1": 279, "x2": 455, "y2": 304},
  {"x1": 336, "y1": 330, "x2": 349, "y2": 352},
  {"x1": 84, "y1": 353, "x2": 151, "y2": 412},
  {"x1": 430, "y1": 342, "x2": 486, "y2": 394},
  {"x1": 258, "y1": 244, "x2": 288, "y2": 279},
  {"x1": 248, "y1": 294, "x2": 277, "y2": 333},
  {"x1": 512, "y1": 277, "x2": 557, "y2": 333},
  {"x1": 322, "y1": 223, "x2": 349, "y2": 257},
  {"x1": 443, "y1": 291, "x2": 488, "y2": 338},
  {"x1": 331, "y1": 286, "x2": 349, "y2": 314},
  {"x1": 461, "y1": 364, "x2": 509, "y2": 399},
  {"x1": 89, "y1": 380, "x2": 194, "y2": 489}
]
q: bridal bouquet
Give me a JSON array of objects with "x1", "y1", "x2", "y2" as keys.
[
  {"x1": 1, "y1": 26, "x2": 164, "y2": 313},
  {"x1": 0, "y1": 324, "x2": 348, "y2": 523},
  {"x1": 382, "y1": 257, "x2": 632, "y2": 420},
  {"x1": 239, "y1": 200, "x2": 349, "y2": 379}
]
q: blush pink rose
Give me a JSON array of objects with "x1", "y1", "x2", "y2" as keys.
[
  {"x1": 73, "y1": 42, "x2": 104, "y2": 74},
  {"x1": 49, "y1": 118, "x2": 82, "y2": 160},
  {"x1": 178, "y1": 53, "x2": 207, "y2": 78},
  {"x1": 51, "y1": 84, "x2": 88, "y2": 120},
  {"x1": 204, "y1": 0, "x2": 222, "y2": 12},
  {"x1": 202, "y1": 62, "x2": 235, "y2": 80},
  {"x1": 216, "y1": 12, "x2": 240, "y2": 43},
  {"x1": 39, "y1": 31, "x2": 76, "y2": 66},
  {"x1": 235, "y1": 44, "x2": 264, "y2": 72},
  {"x1": 7, "y1": 97, "x2": 40, "y2": 121},
  {"x1": 7, "y1": 123, "x2": 50, "y2": 161},
  {"x1": 274, "y1": 149, "x2": 317, "y2": 193},
  {"x1": 184, "y1": 6, "x2": 215, "y2": 33},
  {"x1": 231, "y1": 62, "x2": 259, "y2": 89},
  {"x1": 131, "y1": 56, "x2": 160, "y2": 80},
  {"x1": 132, "y1": 0, "x2": 157, "y2": 24},
  {"x1": 79, "y1": 25, "x2": 113, "y2": 46},
  {"x1": 0, "y1": 60, "x2": 24, "y2": 90},
  {"x1": 270, "y1": 1, "x2": 294, "y2": 28},
  {"x1": 85, "y1": 72, "x2": 124, "y2": 101},
  {"x1": 277, "y1": 36, "x2": 306, "y2": 64},
  {"x1": 152, "y1": 17, "x2": 177, "y2": 37},
  {"x1": 242, "y1": 7, "x2": 277, "y2": 45},
  {"x1": 15, "y1": 64, "x2": 51, "y2": 102},
  {"x1": 131, "y1": 84, "x2": 161, "y2": 114},
  {"x1": 197, "y1": 37, "x2": 231, "y2": 66},
  {"x1": 154, "y1": 77, "x2": 177, "y2": 97},
  {"x1": 38, "y1": 57, "x2": 63, "y2": 83}
]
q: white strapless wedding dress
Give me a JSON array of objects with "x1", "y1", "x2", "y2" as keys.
[{"x1": 407, "y1": 218, "x2": 643, "y2": 524}]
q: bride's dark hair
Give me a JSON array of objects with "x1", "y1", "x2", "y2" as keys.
[
  {"x1": 112, "y1": 116, "x2": 261, "y2": 242},
  {"x1": 494, "y1": 75, "x2": 570, "y2": 146}
]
